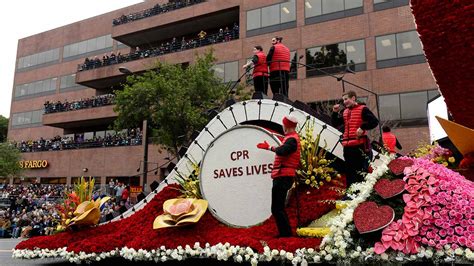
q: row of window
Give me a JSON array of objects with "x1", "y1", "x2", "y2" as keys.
[
  {"x1": 247, "y1": 0, "x2": 407, "y2": 35},
  {"x1": 15, "y1": 78, "x2": 57, "y2": 99},
  {"x1": 17, "y1": 35, "x2": 114, "y2": 70},
  {"x1": 379, "y1": 89, "x2": 440, "y2": 124},
  {"x1": 11, "y1": 110, "x2": 43, "y2": 128},
  {"x1": 14, "y1": 74, "x2": 84, "y2": 100}
]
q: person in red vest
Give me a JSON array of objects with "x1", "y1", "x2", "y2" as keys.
[
  {"x1": 266, "y1": 36, "x2": 291, "y2": 97},
  {"x1": 331, "y1": 90, "x2": 379, "y2": 193},
  {"x1": 382, "y1": 126, "x2": 402, "y2": 155},
  {"x1": 257, "y1": 115, "x2": 301, "y2": 237},
  {"x1": 242, "y1": 45, "x2": 269, "y2": 95}
]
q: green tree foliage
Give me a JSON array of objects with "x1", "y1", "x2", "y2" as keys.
[
  {"x1": 113, "y1": 51, "x2": 229, "y2": 156},
  {"x1": 0, "y1": 142, "x2": 22, "y2": 178},
  {"x1": 0, "y1": 115, "x2": 8, "y2": 142}
]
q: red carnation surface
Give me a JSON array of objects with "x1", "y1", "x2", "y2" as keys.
[
  {"x1": 374, "y1": 178, "x2": 406, "y2": 199},
  {"x1": 16, "y1": 177, "x2": 345, "y2": 254},
  {"x1": 353, "y1": 201, "x2": 394, "y2": 234},
  {"x1": 411, "y1": 1, "x2": 474, "y2": 128},
  {"x1": 388, "y1": 158, "x2": 414, "y2": 176}
]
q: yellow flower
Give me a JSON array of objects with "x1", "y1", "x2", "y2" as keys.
[
  {"x1": 448, "y1": 157, "x2": 455, "y2": 163},
  {"x1": 319, "y1": 181, "x2": 324, "y2": 186},
  {"x1": 319, "y1": 159, "x2": 327, "y2": 165},
  {"x1": 442, "y1": 162, "x2": 448, "y2": 167},
  {"x1": 311, "y1": 176, "x2": 315, "y2": 181},
  {"x1": 305, "y1": 179, "x2": 311, "y2": 185},
  {"x1": 325, "y1": 176, "x2": 331, "y2": 182}
]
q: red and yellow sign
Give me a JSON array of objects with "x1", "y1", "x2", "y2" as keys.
[
  {"x1": 19, "y1": 160, "x2": 49, "y2": 169},
  {"x1": 130, "y1": 186, "x2": 143, "y2": 194}
]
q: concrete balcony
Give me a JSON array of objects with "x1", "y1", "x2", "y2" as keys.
[{"x1": 42, "y1": 105, "x2": 117, "y2": 129}]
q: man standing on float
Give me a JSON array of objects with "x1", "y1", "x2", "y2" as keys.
[
  {"x1": 266, "y1": 36, "x2": 291, "y2": 97},
  {"x1": 257, "y1": 116, "x2": 301, "y2": 237},
  {"x1": 331, "y1": 90, "x2": 379, "y2": 193}
]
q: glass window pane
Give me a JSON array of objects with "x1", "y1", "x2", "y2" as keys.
[
  {"x1": 305, "y1": 0, "x2": 322, "y2": 18},
  {"x1": 86, "y1": 39, "x2": 97, "y2": 53},
  {"x1": 84, "y1": 132, "x2": 94, "y2": 140},
  {"x1": 105, "y1": 35, "x2": 113, "y2": 48},
  {"x1": 379, "y1": 94, "x2": 400, "y2": 121},
  {"x1": 63, "y1": 45, "x2": 70, "y2": 58},
  {"x1": 69, "y1": 43, "x2": 79, "y2": 57},
  {"x1": 322, "y1": 0, "x2": 344, "y2": 14},
  {"x1": 213, "y1": 64, "x2": 225, "y2": 81},
  {"x1": 261, "y1": 5, "x2": 280, "y2": 28},
  {"x1": 376, "y1": 34, "x2": 397, "y2": 60},
  {"x1": 281, "y1": 0, "x2": 296, "y2": 24},
  {"x1": 397, "y1": 31, "x2": 423, "y2": 58},
  {"x1": 290, "y1": 51, "x2": 297, "y2": 73},
  {"x1": 51, "y1": 78, "x2": 58, "y2": 91},
  {"x1": 400, "y1": 91, "x2": 427, "y2": 119},
  {"x1": 247, "y1": 9, "x2": 261, "y2": 31},
  {"x1": 224, "y1": 61, "x2": 239, "y2": 82},
  {"x1": 30, "y1": 54, "x2": 38, "y2": 66},
  {"x1": 78, "y1": 41, "x2": 87, "y2": 55},
  {"x1": 95, "y1": 131, "x2": 105, "y2": 138},
  {"x1": 32, "y1": 110, "x2": 42, "y2": 124},
  {"x1": 52, "y1": 48, "x2": 60, "y2": 60},
  {"x1": 37, "y1": 52, "x2": 45, "y2": 65},
  {"x1": 374, "y1": 0, "x2": 391, "y2": 3},
  {"x1": 96, "y1": 36, "x2": 106, "y2": 50},
  {"x1": 346, "y1": 39, "x2": 365, "y2": 64},
  {"x1": 345, "y1": 0, "x2": 363, "y2": 9},
  {"x1": 428, "y1": 89, "x2": 440, "y2": 101}
]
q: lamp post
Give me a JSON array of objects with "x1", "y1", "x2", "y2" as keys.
[{"x1": 119, "y1": 66, "x2": 149, "y2": 194}]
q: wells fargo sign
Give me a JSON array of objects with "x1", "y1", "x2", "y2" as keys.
[{"x1": 19, "y1": 160, "x2": 49, "y2": 169}]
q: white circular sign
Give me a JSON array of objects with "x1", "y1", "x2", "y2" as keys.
[{"x1": 200, "y1": 125, "x2": 281, "y2": 228}]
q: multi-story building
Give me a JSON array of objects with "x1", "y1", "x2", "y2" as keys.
[{"x1": 6, "y1": 0, "x2": 438, "y2": 188}]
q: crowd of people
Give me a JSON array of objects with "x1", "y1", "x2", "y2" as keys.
[
  {"x1": 0, "y1": 184, "x2": 64, "y2": 238},
  {"x1": 78, "y1": 23, "x2": 239, "y2": 71},
  {"x1": 44, "y1": 94, "x2": 115, "y2": 114},
  {"x1": 0, "y1": 182, "x2": 133, "y2": 238},
  {"x1": 13, "y1": 128, "x2": 142, "y2": 153},
  {"x1": 112, "y1": 0, "x2": 204, "y2": 26}
]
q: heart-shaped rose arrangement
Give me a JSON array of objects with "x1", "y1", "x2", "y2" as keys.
[
  {"x1": 374, "y1": 178, "x2": 405, "y2": 199},
  {"x1": 388, "y1": 158, "x2": 413, "y2": 176},
  {"x1": 353, "y1": 201, "x2": 394, "y2": 234}
]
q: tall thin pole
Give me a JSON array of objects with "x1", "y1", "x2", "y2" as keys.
[{"x1": 142, "y1": 119, "x2": 148, "y2": 193}]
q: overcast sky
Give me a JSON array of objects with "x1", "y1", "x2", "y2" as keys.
[{"x1": 0, "y1": 0, "x2": 144, "y2": 118}]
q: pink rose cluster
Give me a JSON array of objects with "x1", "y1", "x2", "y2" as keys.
[{"x1": 375, "y1": 158, "x2": 474, "y2": 254}]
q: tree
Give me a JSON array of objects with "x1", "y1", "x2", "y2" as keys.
[
  {"x1": 114, "y1": 51, "x2": 229, "y2": 156},
  {"x1": 0, "y1": 115, "x2": 8, "y2": 142},
  {"x1": 0, "y1": 142, "x2": 22, "y2": 178}
]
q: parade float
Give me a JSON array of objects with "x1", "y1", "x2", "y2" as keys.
[{"x1": 13, "y1": 1, "x2": 474, "y2": 264}]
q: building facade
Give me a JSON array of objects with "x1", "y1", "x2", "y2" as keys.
[{"x1": 6, "y1": 0, "x2": 438, "y2": 187}]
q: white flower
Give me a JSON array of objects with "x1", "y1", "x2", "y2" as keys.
[
  {"x1": 324, "y1": 254, "x2": 333, "y2": 261},
  {"x1": 250, "y1": 258, "x2": 258, "y2": 266},
  {"x1": 425, "y1": 249, "x2": 433, "y2": 258},
  {"x1": 381, "y1": 253, "x2": 389, "y2": 260},
  {"x1": 235, "y1": 255, "x2": 243, "y2": 263},
  {"x1": 280, "y1": 250, "x2": 286, "y2": 256},
  {"x1": 313, "y1": 255, "x2": 321, "y2": 262},
  {"x1": 307, "y1": 248, "x2": 314, "y2": 254},
  {"x1": 454, "y1": 248, "x2": 464, "y2": 256},
  {"x1": 286, "y1": 252, "x2": 294, "y2": 260},
  {"x1": 271, "y1": 249, "x2": 279, "y2": 256}
]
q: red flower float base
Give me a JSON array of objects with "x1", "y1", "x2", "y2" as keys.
[{"x1": 15, "y1": 180, "x2": 344, "y2": 259}]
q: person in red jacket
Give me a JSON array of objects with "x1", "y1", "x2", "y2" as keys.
[
  {"x1": 382, "y1": 126, "x2": 402, "y2": 155},
  {"x1": 266, "y1": 36, "x2": 291, "y2": 97},
  {"x1": 257, "y1": 115, "x2": 301, "y2": 237},
  {"x1": 331, "y1": 90, "x2": 379, "y2": 192},
  {"x1": 242, "y1": 45, "x2": 269, "y2": 95}
]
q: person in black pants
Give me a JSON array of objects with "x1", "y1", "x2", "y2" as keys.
[
  {"x1": 242, "y1": 45, "x2": 269, "y2": 95},
  {"x1": 331, "y1": 90, "x2": 379, "y2": 194},
  {"x1": 257, "y1": 116, "x2": 301, "y2": 237},
  {"x1": 266, "y1": 36, "x2": 291, "y2": 97}
]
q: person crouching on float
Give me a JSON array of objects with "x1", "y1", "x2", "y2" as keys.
[{"x1": 257, "y1": 116, "x2": 301, "y2": 237}]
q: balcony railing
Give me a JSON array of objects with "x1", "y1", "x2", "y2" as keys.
[
  {"x1": 44, "y1": 94, "x2": 115, "y2": 114},
  {"x1": 78, "y1": 26, "x2": 239, "y2": 72},
  {"x1": 113, "y1": 0, "x2": 205, "y2": 26}
]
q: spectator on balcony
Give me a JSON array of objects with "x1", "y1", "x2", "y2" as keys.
[
  {"x1": 243, "y1": 45, "x2": 269, "y2": 95},
  {"x1": 267, "y1": 36, "x2": 291, "y2": 97},
  {"x1": 224, "y1": 27, "x2": 231, "y2": 42},
  {"x1": 198, "y1": 30, "x2": 207, "y2": 46}
]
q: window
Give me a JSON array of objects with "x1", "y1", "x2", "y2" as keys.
[
  {"x1": 17, "y1": 48, "x2": 60, "y2": 70},
  {"x1": 289, "y1": 51, "x2": 298, "y2": 79},
  {"x1": 14, "y1": 78, "x2": 57, "y2": 99},
  {"x1": 378, "y1": 89, "x2": 438, "y2": 126},
  {"x1": 63, "y1": 34, "x2": 114, "y2": 59},
  {"x1": 213, "y1": 61, "x2": 239, "y2": 83},
  {"x1": 60, "y1": 74, "x2": 84, "y2": 91},
  {"x1": 305, "y1": 0, "x2": 363, "y2": 24},
  {"x1": 306, "y1": 39, "x2": 366, "y2": 77},
  {"x1": 11, "y1": 110, "x2": 43, "y2": 128},
  {"x1": 374, "y1": 0, "x2": 409, "y2": 11},
  {"x1": 376, "y1": 31, "x2": 425, "y2": 68},
  {"x1": 246, "y1": 1, "x2": 296, "y2": 36}
]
